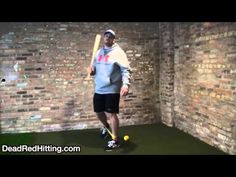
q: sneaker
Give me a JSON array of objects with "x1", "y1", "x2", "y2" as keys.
[
  {"x1": 100, "y1": 127, "x2": 109, "y2": 139},
  {"x1": 105, "y1": 139, "x2": 120, "y2": 151}
]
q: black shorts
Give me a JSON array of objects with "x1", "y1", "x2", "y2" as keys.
[{"x1": 93, "y1": 93, "x2": 120, "y2": 113}]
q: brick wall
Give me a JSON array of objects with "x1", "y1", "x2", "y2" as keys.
[
  {"x1": 159, "y1": 23, "x2": 175, "y2": 126},
  {"x1": 160, "y1": 22, "x2": 236, "y2": 154},
  {"x1": 0, "y1": 22, "x2": 160, "y2": 133}
]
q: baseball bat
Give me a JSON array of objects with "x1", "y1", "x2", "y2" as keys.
[
  {"x1": 86, "y1": 34, "x2": 101, "y2": 79},
  {"x1": 105, "y1": 127, "x2": 116, "y2": 140},
  {"x1": 90, "y1": 34, "x2": 101, "y2": 66}
]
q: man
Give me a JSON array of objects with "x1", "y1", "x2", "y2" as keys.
[{"x1": 87, "y1": 29, "x2": 131, "y2": 151}]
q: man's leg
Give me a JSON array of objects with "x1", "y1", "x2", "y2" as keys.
[
  {"x1": 104, "y1": 94, "x2": 120, "y2": 151},
  {"x1": 105, "y1": 112, "x2": 119, "y2": 140},
  {"x1": 96, "y1": 112, "x2": 110, "y2": 128},
  {"x1": 93, "y1": 93, "x2": 110, "y2": 129}
]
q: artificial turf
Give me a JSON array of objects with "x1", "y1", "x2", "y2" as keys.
[{"x1": 0, "y1": 123, "x2": 226, "y2": 155}]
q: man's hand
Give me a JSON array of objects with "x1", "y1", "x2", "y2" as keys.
[
  {"x1": 120, "y1": 85, "x2": 129, "y2": 96},
  {"x1": 87, "y1": 66, "x2": 95, "y2": 76}
]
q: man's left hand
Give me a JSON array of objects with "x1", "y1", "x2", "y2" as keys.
[{"x1": 120, "y1": 86, "x2": 129, "y2": 96}]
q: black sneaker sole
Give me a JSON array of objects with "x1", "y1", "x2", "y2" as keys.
[{"x1": 105, "y1": 145, "x2": 120, "y2": 152}]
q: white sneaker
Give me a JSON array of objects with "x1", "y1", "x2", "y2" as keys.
[{"x1": 105, "y1": 140, "x2": 120, "y2": 151}]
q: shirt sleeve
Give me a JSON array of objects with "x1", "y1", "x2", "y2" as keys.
[{"x1": 115, "y1": 49, "x2": 131, "y2": 88}]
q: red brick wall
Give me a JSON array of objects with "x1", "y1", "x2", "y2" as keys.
[
  {"x1": 0, "y1": 22, "x2": 160, "y2": 133},
  {"x1": 160, "y1": 22, "x2": 236, "y2": 154}
]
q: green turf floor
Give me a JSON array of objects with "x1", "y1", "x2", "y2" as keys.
[{"x1": 0, "y1": 123, "x2": 226, "y2": 155}]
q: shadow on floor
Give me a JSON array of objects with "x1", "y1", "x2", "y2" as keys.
[{"x1": 119, "y1": 140, "x2": 138, "y2": 154}]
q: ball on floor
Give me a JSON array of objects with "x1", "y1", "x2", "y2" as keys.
[{"x1": 123, "y1": 135, "x2": 129, "y2": 141}]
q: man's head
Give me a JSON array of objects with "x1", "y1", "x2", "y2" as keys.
[{"x1": 104, "y1": 29, "x2": 115, "y2": 47}]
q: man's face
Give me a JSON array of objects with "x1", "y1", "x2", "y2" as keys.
[{"x1": 104, "y1": 33, "x2": 115, "y2": 47}]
